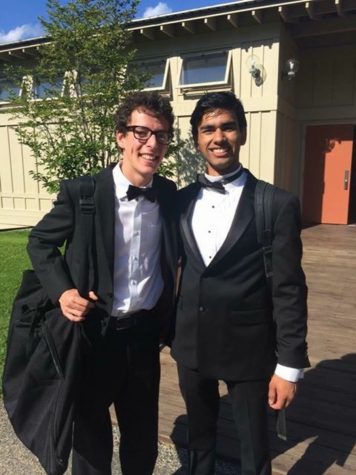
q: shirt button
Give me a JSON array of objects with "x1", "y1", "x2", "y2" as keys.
[
  {"x1": 199, "y1": 306, "x2": 205, "y2": 312},
  {"x1": 208, "y1": 230, "x2": 211, "y2": 233}
]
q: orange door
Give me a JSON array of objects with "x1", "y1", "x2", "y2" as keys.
[{"x1": 303, "y1": 125, "x2": 354, "y2": 224}]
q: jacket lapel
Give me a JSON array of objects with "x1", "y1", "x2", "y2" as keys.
[
  {"x1": 208, "y1": 172, "x2": 257, "y2": 266},
  {"x1": 94, "y1": 165, "x2": 115, "y2": 278},
  {"x1": 179, "y1": 183, "x2": 206, "y2": 269}
]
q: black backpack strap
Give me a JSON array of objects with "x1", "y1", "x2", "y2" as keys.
[
  {"x1": 77, "y1": 175, "x2": 96, "y2": 297},
  {"x1": 255, "y1": 180, "x2": 287, "y2": 441},
  {"x1": 254, "y1": 180, "x2": 275, "y2": 281},
  {"x1": 79, "y1": 176, "x2": 96, "y2": 215}
]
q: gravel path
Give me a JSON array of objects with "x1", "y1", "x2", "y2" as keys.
[{"x1": 0, "y1": 401, "x2": 240, "y2": 474}]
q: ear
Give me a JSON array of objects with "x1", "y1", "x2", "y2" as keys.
[
  {"x1": 240, "y1": 128, "x2": 247, "y2": 146},
  {"x1": 116, "y1": 131, "x2": 126, "y2": 150}
]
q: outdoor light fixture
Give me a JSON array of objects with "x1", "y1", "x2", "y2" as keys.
[
  {"x1": 283, "y1": 58, "x2": 299, "y2": 80},
  {"x1": 249, "y1": 62, "x2": 263, "y2": 86},
  {"x1": 246, "y1": 54, "x2": 266, "y2": 87}
]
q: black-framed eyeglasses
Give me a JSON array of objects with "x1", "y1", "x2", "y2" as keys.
[{"x1": 125, "y1": 125, "x2": 172, "y2": 145}]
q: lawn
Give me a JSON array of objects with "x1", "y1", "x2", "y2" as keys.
[{"x1": 0, "y1": 230, "x2": 31, "y2": 391}]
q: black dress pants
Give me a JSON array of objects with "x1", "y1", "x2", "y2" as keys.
[
  {"x1": 178, "y1": 365, "x2": 271, "y2": 475},
  {"x1": 72, "y1": 312, "x2": 160, "y2": 475}
]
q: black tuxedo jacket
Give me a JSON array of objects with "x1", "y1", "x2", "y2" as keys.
[
  {"x1": 27, "y1": 165, "x2": 179, "y2": 331},
  {"x1": 171, "y1": 170, "x2": 309, "y2": 381}
]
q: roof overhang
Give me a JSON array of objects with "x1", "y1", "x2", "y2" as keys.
[
  {"x1": 1, "y1": 0, "x2": 356, "y2": 60},
  {"x1": 129, "y1": 0, "x2": 356, "y2": 47},
  {"x1": 0, "y1": 37, "x2": 48, "y2": 63}
]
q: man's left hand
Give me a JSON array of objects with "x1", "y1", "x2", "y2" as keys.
[{"x1": 268, "y1": 374, "x2": 297, "y2": 410}]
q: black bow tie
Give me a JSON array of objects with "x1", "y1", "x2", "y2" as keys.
[
  {"x1": 126, "y1": 185, "x2": 157, "y2": 202},
  {"x1": 196, "y1": 167, "x2": 243, "y2": 194}
]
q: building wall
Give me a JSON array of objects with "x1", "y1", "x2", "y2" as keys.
[
  {"x1": 0, "y1": 22, "x2": 284, "y2": 226},
  {"x1": 296, "y1": 44, "x2": 356, "y2": 122},
  {"x1": 135, "y1": 22, "x2": 281, "y2": 186},
  {"x1": 2, "y1": 21, "x2": 355, "y2": 227},
  {"x1": 295, "y1": 44, "x2": 356, "y2": 200},
  {"x1": 0, "y1": 112, "x2": 53, "y2": 228},
  {"x1": 273, "y1": 34, "x2": 356, "y2": 198},
  {"x1": 273, "y1": 25, "x2": 300, "y2": 194}
]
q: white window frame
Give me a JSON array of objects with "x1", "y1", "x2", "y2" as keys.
[
  {"x1": 21, "y1": 75, "x2": 34, "y2": 99},
  {"x1": 62, "y1": 70, "x2": 79, "y2": 97},
  {"x1": 132, "y1": 58, "x2": 170, "y2": 92},
  {"x1": 178, "y1": 50, "x2": 232, "y2": 91}
]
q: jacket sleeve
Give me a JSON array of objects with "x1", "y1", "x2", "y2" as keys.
[
  {"x1": 27, "y1": 180, "x2": 76, "y2": 304},
  {"x1": 271, "y1": 192, "x2": 310, "y2": 369}
]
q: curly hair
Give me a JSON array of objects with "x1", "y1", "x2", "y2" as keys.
[{"x1": 115, "y1": 91, "x2": 174, "y2": 134}]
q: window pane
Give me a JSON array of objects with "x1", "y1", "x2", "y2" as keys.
[
  {"x1": 129, "y1": 59, "x2": 167, "y2": 89},
  {"x1": 0, "y1": 78, "x2": 19, "y2": 101},
  {"x1": 180, "y1": 52, "x2": 228, "y2": 85},
  {"x1": 34, "y1": 77, "x2": 63, "y2": 98},
  {"x1": 144, "y1": 61, "x2": 166, "y2": 88}
]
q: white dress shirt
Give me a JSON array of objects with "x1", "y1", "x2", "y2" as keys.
[
  {"x1": 191, "y1": 167, "x2": 302, "y2": 382},
  {"x1": 111, "y1": 164, "x2": 163, "y2": 316}
]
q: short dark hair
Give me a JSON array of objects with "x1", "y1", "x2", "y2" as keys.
[
  {"x1": 190, "y1": 92, "x2": 247, "y2": 144},
  {"x1": 115, "y1": 91, "x2": 174, "y2": 134}
]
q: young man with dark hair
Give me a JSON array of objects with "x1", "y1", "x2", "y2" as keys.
[
  {"x1": 171, "y1": 91, "x2": 309, "y2": 475},
  {"x1": 27, "y1": 91, "x2": 178, "y2": 475}
]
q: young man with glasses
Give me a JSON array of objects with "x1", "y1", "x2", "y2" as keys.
[{"x1": 27, "y1": 91, "x2": 178, "y2": 475}]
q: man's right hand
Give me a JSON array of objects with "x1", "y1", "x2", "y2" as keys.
[{"x1": 59, "y1": 289, "x2": 98, "y2": 322}]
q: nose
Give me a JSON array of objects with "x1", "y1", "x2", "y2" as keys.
[
  {"x1": 146, "y1": 132, "x2": 159, "y2": 147},
  {"x1": 212, "y1": 127, "x2": 225, "y2": 142}
]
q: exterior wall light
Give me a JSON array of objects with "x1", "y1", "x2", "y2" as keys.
[
  {"x1": 250, "y1": 62, "x2": 264, "y2": 86},
  {"x1": 283, "y1": 58, "x2": 300, "y2": 80},
  {"x1": 246, "y1": 54, "x2": 266, "y2": 87}
]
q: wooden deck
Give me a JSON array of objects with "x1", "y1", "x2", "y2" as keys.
[{"x1": 157, "y1": 224, "x2": 356, "y2": 474}]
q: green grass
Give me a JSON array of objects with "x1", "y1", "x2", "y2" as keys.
[{"x1": 0, "y1": 230, "x2": 31, "y2": 391}]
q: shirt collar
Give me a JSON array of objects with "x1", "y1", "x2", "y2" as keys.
[
  {"x1": 112, "y1": 163, "x2": 153, "y2": 200},
  {"x1": 203, "y1": 165, "x2": 243, "y2": 186}
]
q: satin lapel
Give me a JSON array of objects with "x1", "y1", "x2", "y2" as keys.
[
  {"x1": 210, "y1": 173, "x2": 256, "y2": 265},
  {"x1": 179, "y1": 183, "x2": 206, "y2": 269},
  {"x1": 95, "y1": 165, "x2": 115, "y2": 278}
]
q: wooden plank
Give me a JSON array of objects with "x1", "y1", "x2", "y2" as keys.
[{"x1": 155, "y1": 224, "x2": 356, "y2": 474}]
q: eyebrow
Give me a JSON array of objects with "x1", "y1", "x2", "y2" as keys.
[{"x1": 199, "y1": 121, "x2": 238, "y2": 131}]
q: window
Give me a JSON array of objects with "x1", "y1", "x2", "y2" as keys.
[
  {"x1": 33, "y1": 76, "x2": 63, "y2": 99},
  {"x1": 0, "y1": 77, "x2": 20, "y2": 102},
  {"x1": 179, "y1": 51, "x2": 231, "y2": 88},
  {"x1": 131, "y1": 59, "x2": 169, "y2": 91},
  {"x1": 144, "y1": 60, "x2": 168, "y2": 89},
  {"x1": 1, "y1": 70, "x2": 67, "y2": 102}
]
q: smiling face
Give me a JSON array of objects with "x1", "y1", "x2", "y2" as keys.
[
  {"x1": 116, "y1": 108, "x2": 169, "y2": 186},
  {"x1": 196, "y1": 108, "x2": 246, "y2": 176}
]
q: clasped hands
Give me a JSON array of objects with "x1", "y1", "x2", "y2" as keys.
[{"x1": 59, "y1": 288, "x2": 98, "y2": 322}]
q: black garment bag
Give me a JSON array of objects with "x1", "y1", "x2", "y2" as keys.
[{"x1": 2, "y1": 176, "x2": 95, "y2": 475}]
